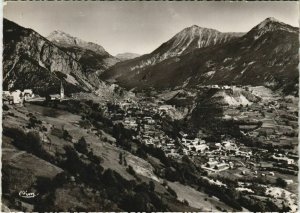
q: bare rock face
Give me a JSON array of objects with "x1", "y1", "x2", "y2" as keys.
[
  {"x1": 150, "y1": 25, "x2": 243, "y2": 63},
  {"x1": 3, "y1": 19, "x2": 95, "y2": 94},
  {"x1": 47, "y1": 30, "x2": 120, "y2": 76},
  {"x1": 48, "y1": 30, "x2": 108, "y2": 56}
]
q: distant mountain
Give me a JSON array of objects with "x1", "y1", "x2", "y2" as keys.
[
  {"x1": 101, "y1": 25, "x2": 243, "y2": 81},
  {"x1": 102, "y1": 18, "x2": 299, "y2": 95},
  {"x1": 116, "y1": 52, "x2": 141, "y2": 61},
  {"x1": 48, "y1": 30, "x2": 120, "y2": 77},
  {"x1": 3, "y1": 19, "x2": 97, "y2": 94},
  {"x1": 150, "y1": 25, "x2": 243, "y2": 61},
  {"x1": 48, "y1": 30, "x2": 109, "y2": 55}
]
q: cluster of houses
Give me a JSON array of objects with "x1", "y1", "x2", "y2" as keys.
[
  {"x1": 271, "y1": 153, "x2": 295, "y2": 165},
  {"x1": 3, "y1": 82, "x2": 66, "y2": 105},
  {"x1": 198, "y1": 85, "x2": 239, "y2": 90},
  {"x1": 105, "y1": 95, "x2": 298, "y2": 183},
  {"x1": 201, "y1": 158, "x2": 232, "y2": 173},
  {"x1": 107, "y1": 98, "x2": 259, "y2": 169},
  {"x1": 107, "y1": 99, "x2": 210, "y2": 158},
  {"x1": 3, "y1": 89, "x2": 34, "y2": 105}
]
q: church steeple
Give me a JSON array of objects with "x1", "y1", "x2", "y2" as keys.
[{"x1": 60, "y1": 81, "x2": 64, "y2": 100}]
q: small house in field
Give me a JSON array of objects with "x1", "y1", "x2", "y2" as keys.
[
  {"x1": 50, "y1": 94, "x2": 61, "y2": 100},
  {"x1": 23, "y1": 89, "x2": 34, "y2": 100},
  {"x1": 285, "y1": 179, "x2": 293, "y2": 185}
]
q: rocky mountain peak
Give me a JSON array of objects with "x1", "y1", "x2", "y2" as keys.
[
  {"x1": 48, "y1": 30, "x2": 109, "y2": 56},
  {"x1": 151, "y1": 24, "x2": 242, "y2": 57},
  {"x1": 249, "y1": 17, "x2": 298, "y2": 40}
]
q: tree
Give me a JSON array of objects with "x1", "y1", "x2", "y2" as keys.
[
  {"x1": 127, "y1": 165, "x2": 136, "y2": 176},
  {"x1": 26, "y1": 131, "x2": 43, "y2": 154},
  {"x1": 276, "y1": 177, "x2": 287, "y2": 188},
  {"x1": 119, "y1": 152, "x2": 123, "y2": 165},
  {"x1": 63, "y1": 130, "x2": 72, "y2": 141},
  {"x1": 45, "y1": 93, "x2": 51, "y2": 103},
  {"x1": 123, "y1": 157, "x2": 127, "y2": 166},
  {"x1": 149, "y1": 180, "x2": 155, "y2": 191},
  {"x1": 3, "y1": 104, "x2": 9, "y2": 111},
  {"x1": 75, "y1": 137, "x2": 89, "y2": 155}
]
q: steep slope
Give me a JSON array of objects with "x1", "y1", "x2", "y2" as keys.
[
  {"x1": 116, "y1": 52, "x2": 141, "y2": 61},
  {"x1": 102, "y1": 18, "x2": 298, "y2": 94},
  {"x1": 102, "y1": 25, "x2": 243, "y2": 81},
  {"x1": 48, "y1": 30, "x2": 120, "y2": 77},
  {"x1": 150, "y1": 25, "x2": 243, "y2": 61},
  {"x1": 3, "y1": 19, "x2": 95, "y2": 94}
]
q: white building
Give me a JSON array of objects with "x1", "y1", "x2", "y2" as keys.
[
  {"x1": 272, "y1": 155, "x2": 294, "y2": 164},
  {"x1": 12, "y1": 90, "x2": 23, "y2": 104},
  {"x1": 158, "y1": 105, "x2": 174, "y2": 112},
  {"x1": 23, "y1": 89, "x2": 34, "y2": 100},
  {"x1": 194, "y1": 144, "x2": 209, "y2": 152}
]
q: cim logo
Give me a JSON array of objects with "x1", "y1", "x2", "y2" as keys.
[{"x1": 19, "y1": 191, "x2": 39, "y2": 199}]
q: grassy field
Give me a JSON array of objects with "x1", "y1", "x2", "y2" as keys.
[{"x1": 167, "y1": 181, "x2": 237, "y2": 211}]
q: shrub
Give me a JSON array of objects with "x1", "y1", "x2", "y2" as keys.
[
  {"x1": 3, "y1": 104, "x2": 9, "y2": 111},
  {"x1": 183, "y1": 199, "x2": 189, "y2": 206},
  {"x1": 28, "y1": 116, "x2": 42, "y2": 128},
  {"x1": 62, "y1": 130, "x2": 72, "y2": 141},
  {"x1": 119, "y1": 152, "x2": 123, "y2": 165},
  {"x1": 26, "y1": 131, "x2": 43, "y2": 153},
  {"x1": 276, "y1": 177, "x2": 287, "y2": 188},
  {"x1": 127, "y1": 165, "x2": 136, "y2": 176},
  {"x1": 149, "y1": 180, "x2": 155, "y2": 191},
  {"x1": 75, "y1": 137, "x2": 89, "y2": 154},
  {"x1": 167, "y1": 186, "x2": 177, "y2": 198}
]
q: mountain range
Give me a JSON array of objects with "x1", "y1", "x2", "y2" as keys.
[
  {"x1": 3, "y1": 17, "x2": 299, "y2": 95},
  {"x1": 116, "y1": 53, "x2": 141, "y2": 61},
  {"x1": 101, "y1": 17, "x2": 299, "y2": 95}
]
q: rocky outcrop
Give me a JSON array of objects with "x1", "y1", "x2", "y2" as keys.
[
  {"x1": 48, "y1": 30, "x2": 108, "y2": 56},
  {"x1": 3, "y1": 19, "x2": 95, "y2": 94},
  {"x1": 48, "y1": 30, "x2": 120, "y2": 76}
]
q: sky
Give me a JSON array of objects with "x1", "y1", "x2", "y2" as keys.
[{"x1": 4, "y1": 1, "x2": 299, "y2": 55}]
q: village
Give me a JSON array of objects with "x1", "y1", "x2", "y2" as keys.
[
  {"x1": 2, "y1": 84, "x2": 298, "y2": 212},
  {"x1": 102, "y1": 86, "x2": 298, "y2": 211},
  {"x1": 3, "y1": 82, "x2": 66, "y2": 105}
]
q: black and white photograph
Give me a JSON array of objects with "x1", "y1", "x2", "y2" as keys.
[{"x1": 1, "y1": 1, "x2": 299, "y2": 212}]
